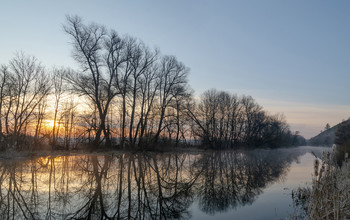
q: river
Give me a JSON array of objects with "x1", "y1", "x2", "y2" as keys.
[{"x1": 0, "y1": 146, "x2": 330, "y2": 219}]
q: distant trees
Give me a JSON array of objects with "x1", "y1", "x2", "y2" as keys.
[
  {"x1": 0, "y1": 52, "x2": 51, "y2": 149},
  {"x1": 335, "y1": 120, "x2": 350, "y2": 147},
  {"x1": 0, "y1": 53, "x2": 82, "y2": 150},
  {"x1": 189, "y1": 89, "x2": 300, "y2": 148},
  {"x1": 325, "y1": 123, "x2": 331, "y2": 131}
]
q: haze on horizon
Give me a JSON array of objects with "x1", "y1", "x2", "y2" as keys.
[{"x1": 1, "y1": 1, "x2": 349, "y2": 139}]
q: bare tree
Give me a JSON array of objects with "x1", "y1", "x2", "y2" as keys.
[
  {"x1": 136, "y1": 64, "x2": 160, "y2": 146},
  {"x1": 112, "y1": 36, "x2": 135, "y2": 147},
  {"x1": 61, "y1": 97, "x2": 77, "y2": 149},
  {"x1": 51, "y1": 68, "x2": 66, "y2": 147},
  {"x1": 33, "y1": 96, "x2": 48, "y2": 145},
  {"x1": 0, "y1": 66, "x2": 11, "y2": 137},
  {"x1": 240, "y1": 95, "x2": 262, "y2": 144},
  {"x1": 7, "y1": 52, "x2": 51, "y2": 147},
  {"x1": 176, "y1": 91, "x2": 193, "y2": 146},
  {"x1": 64, "y1": 15, "x2": 122, "y2": 147},
  {"x1": 153, "y1": 56, "x2": 190, "y2": 144},
  {"x1": 127, "y1": 42, "x2": 158, "y2": 145}
]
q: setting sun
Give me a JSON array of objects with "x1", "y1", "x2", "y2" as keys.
[{"x1": 45, "y1": 120, "x2": 56, "y2": 128}]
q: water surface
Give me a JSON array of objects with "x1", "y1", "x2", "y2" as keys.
[{"x1": 0, "y1": 146, "x2": 329, "y2": 219}]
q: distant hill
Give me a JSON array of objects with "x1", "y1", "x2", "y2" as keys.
[{"x1": 308, "y1": 119, "x2": 350, "y2": 146}]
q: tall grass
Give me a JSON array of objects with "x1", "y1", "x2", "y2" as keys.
[{"x1": 292, "y1": 145, "x2": 350, "y2": 219}]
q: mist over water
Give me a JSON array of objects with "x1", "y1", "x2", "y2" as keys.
[{"x1": 0, "y1": 146, "x2": 329, "y2": 219}]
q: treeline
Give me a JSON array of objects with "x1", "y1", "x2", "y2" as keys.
[
  {"x1": 188, "y1": 89, "x2": 305, "y2": 148},
  {"x1": 0, "y1": 15, "x2": 304, "y2": 150}
]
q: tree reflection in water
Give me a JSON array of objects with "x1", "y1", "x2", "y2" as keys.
[
  {"x1": 0, "y1": 148, "x2": 308, "y2": 219},
  {"x1": 195, "y1": 149, "x2": 298, "y2": 214}
]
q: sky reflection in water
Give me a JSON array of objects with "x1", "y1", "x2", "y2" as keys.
[{"x1": 0, "y1": 146, "x2": 329, "y2": 219}]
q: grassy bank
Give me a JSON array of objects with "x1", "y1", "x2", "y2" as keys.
[{"x1": 292, "y1": 145, "x2": 350, "y2": 219}]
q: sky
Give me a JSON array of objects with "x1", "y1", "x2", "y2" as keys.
[{"x1": 1, "y1": 1, "x2": 350, "y2": 138}]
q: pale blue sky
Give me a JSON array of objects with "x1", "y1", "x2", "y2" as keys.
[{"x1": 1, "y1": 1, "x2": 349, "y2": 138}]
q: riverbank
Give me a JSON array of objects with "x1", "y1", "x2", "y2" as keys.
[
  {"x1": 292, "y1": 146, "x2": 350, "y2": 219},
  {"x1": 0, "y1": 143, "x2": 304, "y2": 161},
  {"x1": 0, "y1": 145, "x2": 209, "y2": 161}
]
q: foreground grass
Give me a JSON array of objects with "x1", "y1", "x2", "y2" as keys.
[{"x1": 292, "y1": 146, "x2": 350, "y2": 219}]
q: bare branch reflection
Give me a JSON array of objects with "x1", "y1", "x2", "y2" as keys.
[{"x1": 0, "y1": 148, "x2": 309, "y2": 219}]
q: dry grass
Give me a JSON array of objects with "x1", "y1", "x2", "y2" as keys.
[{"x1": 291, "y1": 145, "x2": 350, "y2": 219}]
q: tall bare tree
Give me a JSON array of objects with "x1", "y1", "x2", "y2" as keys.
[
  {"x1": 127, "y1": 42, "x2": 158, "y2": 145},
  {"x1": 136, "y1": 64, "x2": 160, "y2": 146},
  {"x1": 153, "y1": 56, "x2": 189, "y2": 144},
  {"x1": 64, "y1": 15, "x2": 123, "y2": 146},
  {"x1": 112, "y1": 36, "x2": 134, "y2": 147}
]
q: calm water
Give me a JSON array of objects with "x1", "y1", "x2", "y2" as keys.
[{"x1": 0, "y1": 146, "x2": 329, "y2": 220}]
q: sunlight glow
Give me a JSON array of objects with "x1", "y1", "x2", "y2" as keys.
[{"x1": 45, "y1": 120, "x2": 56, "y2": 128}]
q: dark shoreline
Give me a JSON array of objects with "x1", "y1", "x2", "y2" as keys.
[{"x1": 0, "y1": 145, "x2": 322, "y2": 162}]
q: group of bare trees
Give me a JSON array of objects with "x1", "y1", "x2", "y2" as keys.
[
  {"x1": 0, "y1": 15, "x2": 303, "y2": 150},
  {"x1": 0, "y1": 53, "x2": 51, "y2": 149},
  {"x1": 0, "y1": 16, "x2": 192, "y2": 149},
  {"x1": 63, "y1": 15, "x2": 192, "y2": 148},
  {"x1": 0, "y1": 53, "x2": 78, "y2": 149},
  {"x1": 188, "y1": 89, "x2": 305, "y2": 148}
]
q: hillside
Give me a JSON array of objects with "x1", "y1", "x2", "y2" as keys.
[{"x1": 308, "y1": 119, "x2": 350, "y2": 146}]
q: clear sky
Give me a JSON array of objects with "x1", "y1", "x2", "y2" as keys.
[{"x1": 1, "y1": 1, "x2": 349, "y2": 138}]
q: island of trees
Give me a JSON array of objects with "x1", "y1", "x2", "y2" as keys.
[{"x1": 0, "y1": 15, "x2": 305, "y2": 151}]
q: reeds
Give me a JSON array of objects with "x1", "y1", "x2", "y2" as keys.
[{"x1": 292, "y1": 145, "x2": 350, "y2": 219}]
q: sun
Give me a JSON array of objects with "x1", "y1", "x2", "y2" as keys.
[{"x1": 45, "y1": 120, "x2": 56, "y2": 128}]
